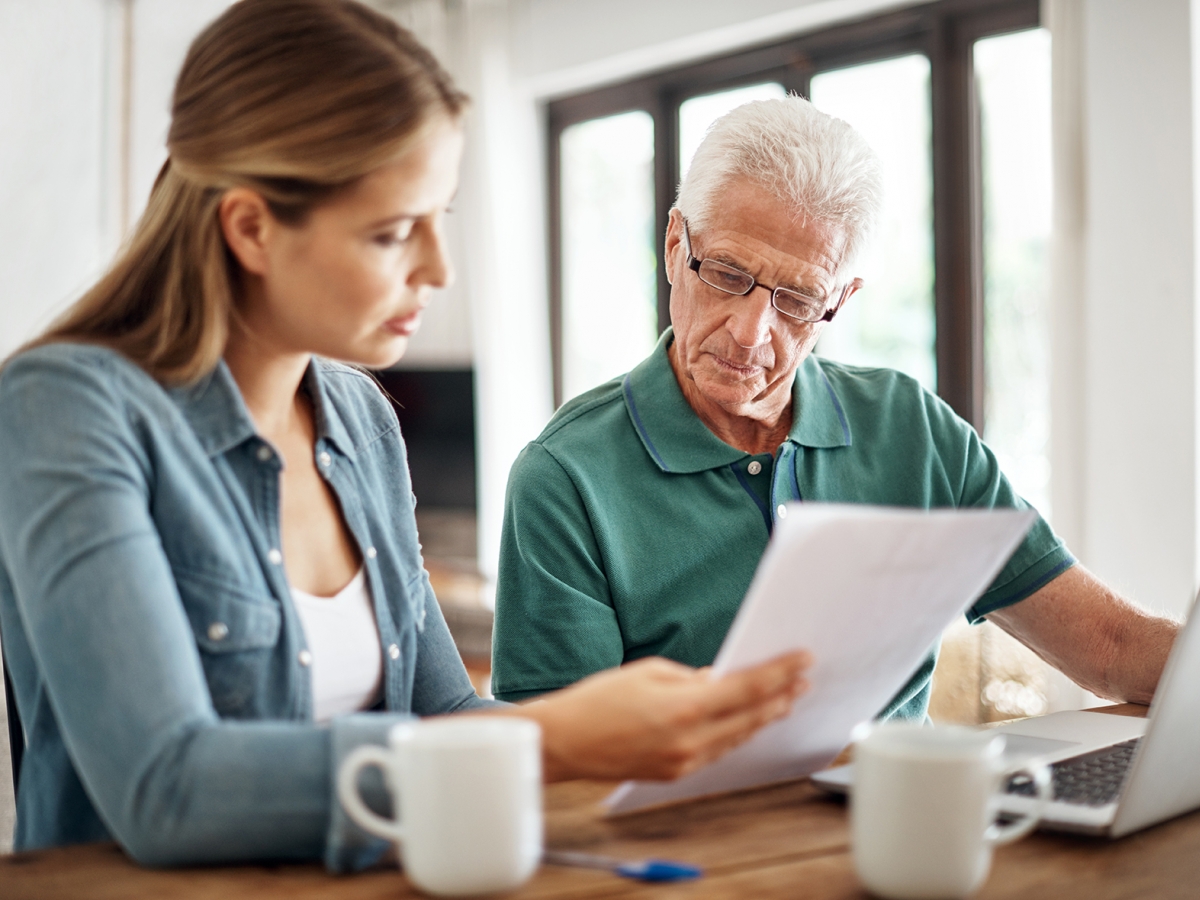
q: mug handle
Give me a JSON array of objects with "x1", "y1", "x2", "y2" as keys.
[
  {"x1": 337, "y1": 744, "x2": 406, "y2": 843},
  {"x1": 985, "y1": 761, "x2": 1052, "y2": 846}
]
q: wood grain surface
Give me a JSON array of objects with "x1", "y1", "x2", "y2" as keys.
[{"x1": 5, "y1": 704, "x2": 1198, "y2": 899}]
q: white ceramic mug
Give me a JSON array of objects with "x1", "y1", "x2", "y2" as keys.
[
  {"x1": 851, "y1": 722, "x2": 1051, "y2": 900},
  {"x1": 337, "y1": 717, "x2": 543, "y2": 897}
]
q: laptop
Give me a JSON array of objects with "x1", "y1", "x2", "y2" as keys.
[{"x1": 812, "y1": 591, "x2": 1200, "y2": 837}]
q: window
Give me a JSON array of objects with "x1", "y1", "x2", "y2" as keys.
[
  {"x1": 558, "y1": 111, "x2": 658, "y2": 402},
  {"x1": 810, "y1": 55, "x2": 936, "y2": 390},
  {"x1": 976, "y1": 28, "x2": 1052, "y2": 517}
]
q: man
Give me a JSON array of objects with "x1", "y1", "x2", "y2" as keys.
[{"x1": 491, "y1": 96, "x2": 1178, "y2": 716}]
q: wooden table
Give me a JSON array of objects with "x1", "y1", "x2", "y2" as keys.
[{"x1": 3, "y1": 706, "x2": 1199, "y2": 899}]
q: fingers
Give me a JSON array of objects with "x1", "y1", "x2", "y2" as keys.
[
  {"x1": 690, "y1": 650, "x2": 812, "y2": 720},
  {"x1": 644, "y1": 657, "x2": 813, "y2": 780},
  {"x1": 683, "y1": 690, "x2": 800, "y2": 772},
  {"x1": 649, "y1": 683, "x2": 805, "y2": 780},
  {"x1": 538, "y1": 651, "x2": 814, "y2": 783}
]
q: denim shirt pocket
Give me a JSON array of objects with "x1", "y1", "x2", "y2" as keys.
[{"x1": 174, "y1": 566, "x2": 282, "y2": 717}]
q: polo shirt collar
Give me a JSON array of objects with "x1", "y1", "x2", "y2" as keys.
[
  {"x1": 789, "y1": 348, "x2": 853, "y2": 450},
  {"x1": 170, "y1": 357, "x2": 356, "y2": 459},
  {"x1": 622, "y1": 328, "x2": 852, "y2": 474}
]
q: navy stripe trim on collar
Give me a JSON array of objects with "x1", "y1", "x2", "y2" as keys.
[
  {"x1": 623, "y1": 375, "x2": 670, "y2": 472},
  {"x1": 789, "y1": 460, "x2": 802, "y2": 501},
  {"x1": 730, "y1": 463, "x2": 772, "y2": 534},
  {"x1": 818, "y1": 365, "x2": 852, "y2": 445}
]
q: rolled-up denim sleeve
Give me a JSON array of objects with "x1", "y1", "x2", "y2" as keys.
[
  {"x1": 324, "y1": 712, "x2": 412, "y2": 872},
  {"x1": 410, "y1": 572, "x2": 504, "y2": 716},
  {"x1": 0, "y1": 351, "x2": 416, "y2": 868}
]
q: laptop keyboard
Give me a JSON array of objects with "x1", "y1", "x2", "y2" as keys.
[{"x1": 1005, "y1": 737, "x2": 1142, "y2": 807}]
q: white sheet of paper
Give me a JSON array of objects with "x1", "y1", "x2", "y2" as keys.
[{"x1": 605, "y1": 503, "x2": 1037, "y2": 815}]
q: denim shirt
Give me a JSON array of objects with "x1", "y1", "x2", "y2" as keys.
[{"x1": 0, "y1": 343, "x2": 496, "y2": 868}]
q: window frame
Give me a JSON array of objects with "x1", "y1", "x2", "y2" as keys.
[{"x1": 545, "y1": 0, "x2": 1039, "y2": 427}]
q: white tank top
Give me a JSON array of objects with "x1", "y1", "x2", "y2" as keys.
[{"x1": 290, "y1": 569, "x2": 384, "y2": 723}]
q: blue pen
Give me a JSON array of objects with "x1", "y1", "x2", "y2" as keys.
[{"x1": 544, "y1": 849, "x2": 703, "y2": 882}]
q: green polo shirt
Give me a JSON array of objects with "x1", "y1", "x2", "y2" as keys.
[{"x1": 492, "y1": 329, "x2": 1074, "y2": 718}]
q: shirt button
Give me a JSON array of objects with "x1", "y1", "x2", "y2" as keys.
[
  {"x1": 366, "y1": 546, "x2": 377, "y2": 559},
  {"x1": 387, "y1": 643, "x2": 400, "y2": 660},
  {"x1": 256, "y1": 445, "x2": 272, "y2": 462},
  {"x1": 207, "y1": 622, "x2": 229, "y2": 642},
  {"x1": 298, "y1": 649, "x2": 313, "y2": 667},
  {"x1": 777, "y1": 504, "x2": 788, "y2": 519},
  {"x1": 318, "y1": 451, "x2": 332, "y2": 468},
  {"x1": 267, "y1": 548, "x2": 283, "y2": 565},
  {"x1": 747, "y1": 461, "x2": 762, "y2": 475}
]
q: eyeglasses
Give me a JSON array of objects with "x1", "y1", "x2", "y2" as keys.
[{"x1": 680, "y1": 217, "x2": 849, "y2": 324}]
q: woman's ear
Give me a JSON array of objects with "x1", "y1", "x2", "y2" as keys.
[{"x1": 219, "y1": 188, "x2": 275, "y2": 276}]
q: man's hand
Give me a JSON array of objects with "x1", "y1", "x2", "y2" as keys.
[
  {"x1": 986, "y1": 564, "x2": 1180, "y2": 704},
  {"x1": 503, "y1": 652, "x2": 811, "y2": 783}
]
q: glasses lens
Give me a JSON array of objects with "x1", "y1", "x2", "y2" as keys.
[
  {"x1": 697, "y1": 260, "x2": 755, "y2": 296},
  {"x1": 772, "y1": 288, "x2": 827, "y2": 322}
]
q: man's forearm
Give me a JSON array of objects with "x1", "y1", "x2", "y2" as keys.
[{"x1": 986, "y1": 565, "x2": 1181, "y2": 704}]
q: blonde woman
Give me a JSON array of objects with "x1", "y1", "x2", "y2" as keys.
[{"x1": 0, "y1": 0, "x2": 810, "y2": 870}]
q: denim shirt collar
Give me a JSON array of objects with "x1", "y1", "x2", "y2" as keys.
[
  {"x1": 169, "y1": 357, "x2": 357, "y2": 460},
  {"x1": 622, "y1": 328, "x2": 853, "y2": 474}
]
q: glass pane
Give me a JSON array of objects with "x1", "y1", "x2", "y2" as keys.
[
  {"x1": 560, "y1": 111, "x2": 658, "y2": 403},
  {"x1": 678, "y1": 82, "x2": 786, "y2": 179},
  {"x1": 976, "y1": 28, "x2": 1052, "y2": 518},
  {"x1": 809, "y1": 55, "x2": 936, "y2": 391}
]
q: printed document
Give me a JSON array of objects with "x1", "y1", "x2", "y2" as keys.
[{"x1": 605, "y1": 503, "x2": 1036, "y2": 815}]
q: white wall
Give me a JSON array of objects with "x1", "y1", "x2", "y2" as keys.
[
  {"x1": 127, "y1": 1, "x2": 234, "y2": 219},
  {"x1": 0, "y1": 0, "x2": 234, "y2": 362},
  {"x1": 0, "y1": 0, "x2": 114, "y2": 360},
  {"x1": 1050, "y1": 0, "x2": 1200, "y2": 619},
  {"x1": 510, "y1": 0, "x2": 913, "y2": 96}
]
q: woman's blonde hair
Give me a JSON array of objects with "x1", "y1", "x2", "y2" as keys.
[{"x1": 23, "y1": 0, "x2": 467, "y2": 383}]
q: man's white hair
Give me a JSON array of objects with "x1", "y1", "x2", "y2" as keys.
[{"x1": 676, "y1": 96, "x2": 883, "y2": 273}]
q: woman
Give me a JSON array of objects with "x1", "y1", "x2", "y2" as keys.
[{"x1": 0, "y1": 0, "x2": 810, "y2": 869}]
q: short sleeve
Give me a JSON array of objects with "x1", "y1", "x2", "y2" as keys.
[
  {"x1": 492, "y1": 443, "x2": 624, "y2": 701},
  {"x1": 926, "y1": 397, "x2": 1076, "y2": 621}
]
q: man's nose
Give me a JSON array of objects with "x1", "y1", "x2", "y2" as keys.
[{"x1": 725, "y1": 284, "x2": 775, "y2": 348}]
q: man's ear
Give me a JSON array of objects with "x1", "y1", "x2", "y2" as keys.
[
  {"x1": 839, "y1": 277, "x2": 865, "y2": 311},
  {"x1": 663, "y1": 208, "x2": 684, "y2": 286},
  {"x1": 219, "y1": 188, "x2": 276, "y2": 277}
]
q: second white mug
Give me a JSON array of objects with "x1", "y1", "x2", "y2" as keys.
[
  {"x1": 851, "y1": 722, "x2": 1051, "y2": 900},
  {"x1": 337, "y1": 717, "x2": 543, "y2": 897}
]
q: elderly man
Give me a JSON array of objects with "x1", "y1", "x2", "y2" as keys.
[{"x1": 491, "y1": 96, "x2": 1178, "y2": 716}]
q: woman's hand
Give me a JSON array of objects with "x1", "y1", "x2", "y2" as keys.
[{"x1": 511, "y1": 651, "x2": 812, "y2": 783}]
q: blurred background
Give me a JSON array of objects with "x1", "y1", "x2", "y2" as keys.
[{"x1": 4, "y1": 0, "x2": 1200, "y2": 853}]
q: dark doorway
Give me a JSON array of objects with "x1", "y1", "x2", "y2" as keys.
[{"x1": 373, "y1": 368, "x2": 477, "y2": 510}]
